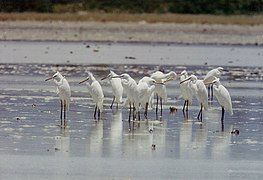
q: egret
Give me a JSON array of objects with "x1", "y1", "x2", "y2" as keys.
[
  {"x1": 211, "y1": 77, "x2": 233, "y2": 131},
  {"x1": 180, "y1": 70, "x2": 193, "y2": 112},
  {"x1": 150, "y1": 70, "x2": 177, "y2": 116},
  {"x1": 45, "y1": 71, "x2": 71, "y2": 127},
  {"x1": 112, "y1": 73, "x2": 139, "y2": 122},
  {"x1": 79, "y1": 72, "x2": 104, "y2": 119},
  {"x1": 180, "y1": 75, "x2": 208, "y2": 121},
  {"x1": 203, "y1": 67, "x2": 224, "y2": 101},
  {"x1": 137, "y1": 77, "x2": 159, "y2": 119},
  {"x1": 101, "y1": 70, "x2": 123, "y2": 109}
]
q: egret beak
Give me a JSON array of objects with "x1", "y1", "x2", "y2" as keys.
[
  {"x1": 180, "y1": 77, "x2": 191, "y2": 84},
  {"x1": 101, "y1": 76, "x2": 107, "y2": 81},
  {"x1": 163, "y1": 77, "x2": 174, "y2": 83},
  {"x1": 79, "y1": 78, "x2": 89, "y2": 84},
  {"x1": 111, "y1": 75, "x2": 121, "y2": 79},
  {"x1": 101, "y1": 74, "x2": 111, "y2": 81},
  {"x1": 155, "y1": 82, "x2": 165, "y2": 85},
  {"x1": 45, "y1": 77, "x2": 53, "y2": 81}
]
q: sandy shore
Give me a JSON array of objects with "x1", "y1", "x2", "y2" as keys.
[{"x1": 1, "y1": 21, "x2": 263, "y2": 45}]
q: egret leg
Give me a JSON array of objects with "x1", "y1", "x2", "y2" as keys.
[
  {"x1": 138, "y1": 110, "x2": 140, "y2": 121},
  {"x1": 156, "y1": 95, "x2": 159, "y2": 114},
  {"x1": 197, "y1": 104, "x2": 203, "y2": 121},
  {"x1": 221, "y1": 107, "x2": 225, "y2": 131},
  {"x1": 94, "y1": 105, "x2": 97, "y2": 119},
  {"x1": 182, "y1": 100, "x2": 186, "y2": 111},
  {"x1": 110, "y1": 96, "x2": 115, "y2": 109},
  {"x1": 208, "y1": 85, "x2": 210, "y2": 100},
  {"x1": 60, "y1": 100, "x2": 63, "y2": 126},
  {"x1": 98, "y1": 108, "x2": 101, "y2": 120},
  {"x1": 128, "y1": 103, "x2": 131, "y2": 122},
  {"x1": 116, "y1": 103, "x2": 118, "y2": 109},
  {"x1": 144, "y1": 102, "x2": 148, "y2": 119},
  {"x1": 211, "y1": 84, "x2": 214, "y2": 101},
  {"x1": 160, "y1": 97, "x2": 163, "y2": 116},
  {"x1": 64, "y1": 100, "x2": 66, "y2": 127},
  {"x1": 186, "y1": 100, "x2": 189, "y2": 112},
  {"x1": 133, "y1": 103, "x2": 136, "y2": 120}
]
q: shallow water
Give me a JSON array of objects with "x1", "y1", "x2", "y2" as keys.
[{"x1": 0, "y1": 41, "x2": 262, "y2": 179}]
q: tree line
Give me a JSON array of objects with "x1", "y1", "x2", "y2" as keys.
[{"x1": 0, "y1": 0, "x2": 262, "y2": 14}]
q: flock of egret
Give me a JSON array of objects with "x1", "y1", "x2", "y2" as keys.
[{"x1": 45, "y1": 67, "x2": 233, "y2": 130}]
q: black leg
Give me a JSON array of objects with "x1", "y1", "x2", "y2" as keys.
[
  {"x1": 133, "y1": 103, "x2": 136, "y2": 120},
  {"x1": 138, "y1": 110, "x2": 140, "y2": 121},
  {"x1": 156, "y1": 95, "x2": 159, "y2": 114},
  {"x1": 211, "y1": 84, "x2": 214, "y2": 101},
  {"x1": 116, "y1": 103, "x2": 118, "y2": 109},
  {"x1": 186, "y1": 100, "x2": 189, "y2": 112},
  {"x1": 110, "y1": 96, "x2": 115, "y2": 109},
  {"x1": 160, "y1": 97, "x2": 163, "y2": 116},
  {"x1": 197, "y1": 104, "x2": 202, "y2": 121},
  {"x1": 94, "y1": 105, "x2": 97, "y2": 119},
  {"x1": 221, "y1": 107, "x2": 225, "y2": 131},
  {"x1": 144, "y1": 102, "x2": 148, "y2": 119},
  {"x1": 182, "y1": 100, "x2": 186, "y2": 111},
  {"x1": 128, "y1": 102, "x2": 131, "y2": 122},
  {"x1": 60, "y1": 100, "x2": 63, "y2": 126},
  {"x1": 64, "y1": 100, "x2": 66, "y2": 127},
  {"x1": 98, "y1": 108, "x2": 101, "y2": 120},
  {"x1": 208, "y1": 85, "x2": 210, "y2": 100}
]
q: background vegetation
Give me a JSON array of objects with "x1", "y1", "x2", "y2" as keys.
[{"x1": 0, "y1": 0, "x2": 262, "y2": 14}]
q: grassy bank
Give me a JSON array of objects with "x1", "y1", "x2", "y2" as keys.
[{"x1": 1, "y1": 12, "x2": 263, "y2": 25}]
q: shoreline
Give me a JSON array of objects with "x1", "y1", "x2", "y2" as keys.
[{"x1": 1, "y1": 21, "x2": 263, "y2": 45}]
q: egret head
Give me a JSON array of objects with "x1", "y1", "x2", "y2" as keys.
[
  {"x1": 101, "y1": 70, "x2": 117, "y2": 80},
  {"x1": 45, "y1": 71, "x2": 63, "y2": 82},
  {"x1": 79, "y1": 71, "x2": 95, "y2": 84},
  {"x1": 180, "y1": 70, "x2": 188, "y2": 76},
  {"x1": 179, "y1": 74, "x2": 197, "y2": 84},
  {"x1": 217, "y1": 67, "x2": 224, "y2": 72},
  {"x1": 167, "y1": 71, "x2": 177, "y2": 79},
  {"x1": 212, "y1": 77, "x2": 221, "y2": 86}
]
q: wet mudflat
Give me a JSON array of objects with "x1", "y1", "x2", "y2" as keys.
[{"x1": 0, "y1": 41, "x2": 262, "y2": 179}]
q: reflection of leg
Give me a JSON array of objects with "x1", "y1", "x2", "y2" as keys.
[
  {"x1": 144, "y1": 102, "x2": 148, "y2": 119},
  {"x1": 60, "y1": 100, "x2": 63, "y2": 126},
  {"x1": 64, "y1": 100, "x2": 66, "y2": 127},
  {"x1": 94, "y1": 105, "x2": 97, "y2": 119},
  {"x1": 182, "y1": 100, "x2": 186, "y2": 111},
  {"x1": 160, "y1": 97, "x2": 163, "y2": 116},
  {"x1": 221, "y1": 107, "x2": 225, "y2": 131},
  {"x1": 110, "y1": 96, "x2": 115, "y2": 109},
  {"x1": 133, "y1": 103, "x2": 136, "y2": 120}
]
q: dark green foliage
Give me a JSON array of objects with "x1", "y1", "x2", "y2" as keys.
[{"x1": 0, "y1": 0, "x2": 262, "y2": 14}]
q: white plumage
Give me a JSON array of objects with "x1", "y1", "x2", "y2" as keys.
[
  {"x1": 45, "y1": 71, "x2": 71, "y2": 127},
  {"x1": 79, "y1": 72, "x2": 104, "y2": 119},
  {"x1": 179, "y1": 70, "x2": 193, "y2": 111},
  {"x1": 213, "y1": 78, "x2": 233, "y2": 116}
]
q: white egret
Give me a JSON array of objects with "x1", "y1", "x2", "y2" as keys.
[
  {"x1": 137, "y1": 77, "x2": 160, "y2": 119},
  {"x1": 180, "y1": 75, "x2": 208, "y2": 121},
  {"x1": 101, "y1": 70, "x2": 123, "y2": 109},
  {"x1": 112, "y1": 73, "x2": 139, "y2": 122},
  {"x1": 45, "y1": 71, "x2": 71, "y2": 127},
  {"x1": 150, "y1": 70, "x2": 177, "y2": 116},
  {"x1": 79, "y1": 72, "x2": 104, "y2": 119},
  {"x1": 180, "y1": 70, "x2": 193, "y2": 112},
  {"x1": 203, "y1": 67, "x2": 224, "y2": 101},
  {"x1": 212, "y1": 77, "x2": 233, "y2": 131}
]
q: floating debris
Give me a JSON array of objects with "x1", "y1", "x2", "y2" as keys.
[
  {"x1": 231, "y1": 129, "x2": 240, "y2": 135},
  {"x1": 170, "y1": 106, "x2": 177, "y2": 114},
  {"x1": 125, "y1": 56, "x2": 136, "y2": 60},
  {"x1": 151, "y1": 144, "x2": 156, "y2": 150},
  {"x1": 32, "y1": 104, "x2": 36, "y2": 108}
]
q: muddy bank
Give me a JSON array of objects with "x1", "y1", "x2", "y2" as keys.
[{"x1": 0, "y1": 21, "x2": 263, "y2": 45}]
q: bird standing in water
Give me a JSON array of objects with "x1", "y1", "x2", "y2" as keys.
[
  {"x1": 79, "y1": 72, "x2": 104, "y2": 119},
  {"x1": 101, "y1": 70, "x2": 123, "y2": 109},
  {"x1": 211, "y1": 77, "x2": 233, "y2": 131},
  {"x1": 203, "y1": 67, "x2": 224, "y2": 101},
  {"x1": 180, "y1": 75, "x2": 208, "y2": 121},
  {"x1": 179, "y1": 70, "x2": 193, "y2": 113},
  {"x1": 150, "y1": 70, "x2": 177, "y2": 117},
  {"x1": 45, "y1": 71, "x2": 71, "y2": 127}
]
